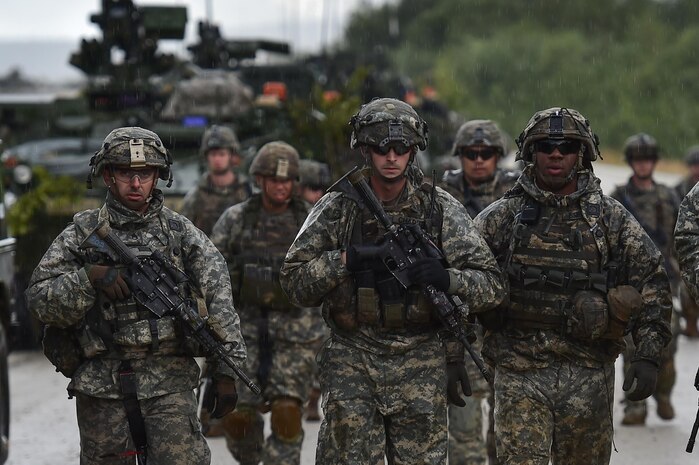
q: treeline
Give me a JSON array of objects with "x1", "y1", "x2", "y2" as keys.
[{"x1": 342, "y1": 0, "x2": 699, "y2": 159}]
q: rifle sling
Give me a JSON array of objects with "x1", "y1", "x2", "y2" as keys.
[{"x1": 118, "y1": 360, "x2": 148, "y2": 464}]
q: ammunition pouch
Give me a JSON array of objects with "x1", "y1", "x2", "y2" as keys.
[
  {"x1": 604, "y1": 285, "x2": 643, "y2": 339},
  {"x1": 568, "y1": 290, "x2": 609, "y2": 340},
  {"x1": 240, "y1": 263, "x2": 291, "y2": 310},
  {"x1": 42, "y1": 325, "x2": 83, "y2": 378}
]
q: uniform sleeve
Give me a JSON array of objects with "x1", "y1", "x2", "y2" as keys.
[
  {"x1": 25, "y1": 224, "x2": 97, "y2": 328},
  {"x1": 280, "y1": 192, "x2": 353, "y2": 307},
  {"x1": 209, "y1": 204, "x2": 244, "y2": 296},
  {"x1": 676, "y1": 184, "x2": 699, "y2": 303},
  {"x1": 607, "y1": 199, "x2": 672, "y2": 363},
  {"x1": 178, "y1": 187, "x2": 198, "y2": 223},
  {"x1": 181, "y1": 220, "x2": 247, "y2": 373},
  {"x1": 438, "y1": 191, "x2": 506, "y2": 312}
]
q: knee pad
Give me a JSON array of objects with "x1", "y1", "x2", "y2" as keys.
[
  {"x1": 271, "y1": 397, "x2": 303, "y2": 443},
  {"x1": 220, "y1": 406, "x2": 257, "y2": 441}
]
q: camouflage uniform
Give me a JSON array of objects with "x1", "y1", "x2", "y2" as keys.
[
  {"x1": 440, "y1": 119, "x2": 519, "y2": 465},
  {"x1": 180, "y1": 124, "x2": 251, "y2": 236},
  {"x1": 610, "y1": 133, "x2": 680, "y2": 424},
  {"x1": 675, "y1": 145, "x2": 699, "y2": 338},
  {"x1": 26, "y1": 127, "x2": 246, "y2": 465},
  {"x1": 210, "y1": 142, "x2": 325, "y2": 465},
  {"x1": 474, "y1": 109, "x2": 672, "y2": 465},
  {"x1": 674, "y1": 181, "x2": 699, "y2": 335},
  {"x1": 280, "y1": 99, "x2": 505, "y2": 465}
]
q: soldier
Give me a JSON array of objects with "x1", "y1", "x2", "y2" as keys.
[
  {"x1": 180, "y1": 124, "x2": 252, "y2": 236},
  {"x1": 474, "y1": 108, "x2": 672, "y2": 465},
  {"x1": 441, "y1": 119, "x2": 519, "y2": 218},
  {"x1": 440, "y1": 119, "x2": 519, "y2": 465},
  {"x1": 280, "y1": 98, "x2": 505, "y2": 464},
  {"x1": 210, "y1": 141, "x2": 324, "y2": 465},
  {"x1": 25, "y1": 127, "x2": 246, "y2": 465},
  {"x1": 675, "y1": 145, "x2": 699, "y2": 338},
  {"x1": 610, "y1": 133, "x2": 680, "y2": 425},
  {"x1": 297, "y1": 158, "x2": 333, "y2": 422}
]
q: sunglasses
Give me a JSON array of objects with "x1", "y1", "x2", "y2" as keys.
[
  {"x1": 534, "y1": 139, "x2": 582, "y2": 155},
  {"x1": 457, "y1": 147, "x2": 499, "y2": 161},
  {"x1": 370, "y1": 143, "x2": 412, "y2": 156}
]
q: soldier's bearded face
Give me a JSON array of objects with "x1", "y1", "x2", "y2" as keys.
[
  {"x1": 260, "y1": 176, "x2": 294, "y2": 206},
  {"x1": 206, "y1": 148, "x2": 236, "y2": 175},
  {"x1": 533, "y1": 146, "x2": 579, "y2": 195}
]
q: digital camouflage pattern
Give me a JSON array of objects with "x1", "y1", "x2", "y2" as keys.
[
  {"x1": 76, "y1": 390, "x2": 209, "y2": 465},
  {"x1": 249, "y1": 141, "x2": 300, "y2": 180},
  {"x1": 349, "y1": 98, "x2": 428, "y2": 150},
  {"x1": 210, "y1": 193, "x2": 323, "y2": 465},
  {"x1": 474, "y1": 165, "x2": 672, "y2": 464},
  {"x1": 450, "y1": 119, "x2": 507, "y2": 156},
  {"x1": 441, "y1": 168, "x2": 519, "y2": 219},
  {"x1": 180, "y1": 172, "x2": 252, "y2": 236},
  {"x1": 199, "y1": 124, "x2": 241, "y2": 157},
  {"x1": 675, "y1": 181, "x2": 699, "y2": 304},
  {"x1": 610, "y1": 178, "x2": 680, "y2": 422},
  {"x1": 280, "y1": 168, "x2": 505, "y2": 464},
  {"x1": 26, "y1": 188, "x2": 246, "y2": 463},
  {"x1": 675, "y1": 148, "x2": 699, "y2": 335}
]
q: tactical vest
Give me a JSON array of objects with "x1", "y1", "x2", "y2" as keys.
[
  {"x1": 342, "y1": 183, "x2": 443, "y2": 331},
  {"x1": 234, "y1": 195, "x2": 308, "y2": 310},
  {"x1": 191, "y1": 179, "x2": 252, "y2": 236},
  {"x1": 505, "y1": 198, "x2": 613, "y2": 338},
  {"x1": 76, "y1": 205, "x2": 191, "y2": 360}
]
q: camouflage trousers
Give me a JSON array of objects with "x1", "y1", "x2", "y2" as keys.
[
  {"x1": 494, "y1": 361, "x2": 615, "y2": 465},
  {"x1": 224, "y1": 336, "x2": 317, "y2": 465},
  {"x1": 316, "y1": 335, "x2": 448, "y2": 465},
  {"x1": 75, "y1": 390, "x2": 210, "y2": 465}
]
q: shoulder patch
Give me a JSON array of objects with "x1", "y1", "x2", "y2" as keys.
[{"x1": 168, "y1": 219, "x2": 182, "y2": 232}]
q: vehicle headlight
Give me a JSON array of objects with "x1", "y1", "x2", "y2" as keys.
[{"x1": 13, "y1": 165, "x2": 32, "y2": 185}]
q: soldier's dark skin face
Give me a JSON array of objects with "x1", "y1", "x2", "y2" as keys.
[
  {"x1": 103, "y1": 166, "x2": 157, "y2": 213},
  {"x1": 257, "y1": 175, "x2": 294, "y2": 213},
  {"x1": 533, "y1": 147, "x2": 579, "y2": 195}
]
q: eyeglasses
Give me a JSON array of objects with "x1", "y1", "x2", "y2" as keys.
[
  {"x1": 112, "y1": 167, "x2": 157, "y2": 183},
  {"x1": 369, "y1": 143, "x2": 412, "y2": 156},
  {"x1": 457, "y1": 147, "x2": 499, "y2": 161},
  {"x1": 534, "y1": 139, "x2": 582, "y2": 155}
]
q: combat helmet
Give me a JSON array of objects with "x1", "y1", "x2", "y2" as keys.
[
  {"x1": 349, "y1": 98, "x2": 428, "y2": 151},
  {"x1": 685, "y1": 145, "x2": 699, "y2": 166},
  {"x1": 199, "y1": 124, "x2": 241, "y2": 157},
  {"x1": 299, "y1": 159, "x2": 331, "y2": 189},
  {"x1": 516, "y1": 107, "x2": 600, "y2": 164},
  {"x1": 451, "y1": 119, "x2": 506, "y2": 157},
  {"x1": 88, "y1": 126, "x2": 172, "y2": 188},
  {"x1": 623, "y1": 133, "x2": 659, "y2": 163},
  {"x1": 249, "y1": 141, "x2": 300, "y2": 180}
]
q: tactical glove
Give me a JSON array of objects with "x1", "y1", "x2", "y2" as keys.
[
  {"x1": 85, "y1": 264, "x2": 131, "y2": 300},
  {"x1": 203, "y1": 375, "x2": 238, "y2": 419},
  {"x1": 407, "y1": 258, "x2": 451, "y2": 292},
  {"x1": 345, "y1": 245, "x2": 385, "y2": 273},
  {"x1": 623, "y1": 360, "x2": 658, "y2": 401},
  {"x1": 446, "y1": 362, "x2": 471, "y2": 407}
]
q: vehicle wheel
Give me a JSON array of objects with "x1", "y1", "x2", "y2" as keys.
[{"x1": 0, "y1": 319, "x2": 10, "y2": 464}]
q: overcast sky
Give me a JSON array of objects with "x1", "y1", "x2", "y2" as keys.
[{"x1": 0, "y1": 0, "x2": 390, "y2": 81}]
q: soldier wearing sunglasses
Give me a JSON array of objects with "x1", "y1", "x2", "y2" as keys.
[
  {"x1": 442, "y1": 120, "x2": 520, "y2": 219},
  {"x1": 474, "y1": 108, "x2": 671, "y2": 465},
  {"x1": 441, "y1": 119, "x2": 519, "y2": 465}
]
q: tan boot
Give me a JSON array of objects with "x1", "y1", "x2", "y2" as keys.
[
  {"x1": 656, "y1": 396, "x2": 675, "y2": 420},
  {"x1": 684, "y1": 316, "x2": 699, "y2": 338},
  {"x1": 621, "y1": 401, "x2": 646, "y2": 426},
  {"x1": 306, "y1": 388, "x2": 321, "y2": 422}
]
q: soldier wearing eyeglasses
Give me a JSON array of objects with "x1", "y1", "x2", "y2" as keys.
[
  {"x1": 473, "y1": 108, "x2": 671, "y2": 465},
  {"x1": 280, "y1": 98, "x2": 505, "y2": 465},
  {"x1": 440, "y1": 119, "x2": 519, "y2": 465},
  {"x1": 441, "y1": 120, "x2": 520, "y2": 219}
]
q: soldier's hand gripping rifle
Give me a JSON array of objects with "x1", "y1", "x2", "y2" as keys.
[
  {"x1": 83, "y1": 223, "x2": 262, "y2": 396},
  {"x1": 687, "y1": 366, "x2": 699, "y2": 453},
  {"x1": 330, "y1": 167, "x2": 492, "y2": 383}
]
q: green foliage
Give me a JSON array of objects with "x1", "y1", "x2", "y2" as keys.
[
  {"x1": 344, "y1": 0, "x2": 699, "y2": 157},
  {"x1": 7, "y1": 167, "x2": 84, "y2": 236}
]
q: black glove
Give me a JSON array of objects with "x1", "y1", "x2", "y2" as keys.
[
  {"x1": 85, "y1": 264, "x2": 131, "y2": 300},
  {"x1": 446, "y1": 362, "x2": 471, "y2": 407},
  {"x1": 345, "y1": 245, "x2": 385, "y2": 273},
  {"x1": 406, "y1": 258, "x2": 450, "y2": 292},
  {"x1": 203, "y1": 376, "x2": 238, "y2": 419},
  {"x1": 623, "y1": 360, "x2": 658, "y2": 401},
  {"x1": 694, "y1": 366, "x2": 699, "y2": 391}
]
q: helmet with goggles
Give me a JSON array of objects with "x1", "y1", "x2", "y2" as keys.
[
  {"x1": 516, "y1": 107, "x2": 600, "y2": 164},
  {"x1": 88, "y1": 126, "x2": 172, "y2": 188},
  {"x1": 349, "y1": 98, "x2": 428, "y2": 152}
]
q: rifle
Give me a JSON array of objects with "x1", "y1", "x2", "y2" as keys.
[
  {"x1": 82, "y1": 222, "x2": 262, "y2": 396},
  {"x1": 330, "y1": 166, "x2": 492, "y2": 383},
  {"x1": 688, "y1": 366, "x2": 699, "y2": 453}
]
